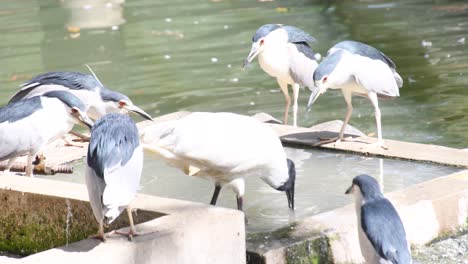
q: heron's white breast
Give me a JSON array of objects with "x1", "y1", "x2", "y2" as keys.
[{"x1": 258, "y1": 45, "x2": 295, "y2": 84}]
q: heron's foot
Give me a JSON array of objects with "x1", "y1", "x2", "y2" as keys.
[
  {"x1": 315, "y1": 136, "x2": 354, "y2": 146},
  {"x1": 368, "y1": 140, "x2": 388, "y2": 150},
  {"x1": 114, "y1": 228, "x2": 141, "y2": 241},
  {"x1": 69, "y1": 131, "x2": 90, "y2": 143},
  {"x1": 88, "y1": 232, "x2": 106, "y2": 242},
  {"x1": 61, "y1": 137, "x2": 84, "y2": 148}
]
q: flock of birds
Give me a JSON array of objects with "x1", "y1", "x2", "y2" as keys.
[{"x1": 0, "y1": 24, "x2": 412, "y2": 263}]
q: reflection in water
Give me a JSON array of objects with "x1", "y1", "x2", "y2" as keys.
[
  {"x1": 62, "y1": 0, "x2": 126, "y2": 30},
  {"x1": 44, "y1": 147, "x2": 458, "y2": 232}
]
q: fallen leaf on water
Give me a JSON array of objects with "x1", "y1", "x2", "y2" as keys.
[
  {"x1": 276, "y1": 7, "x2": 288, "y2": 13},
  {"x1": 67, "y1": 26, "x2": 81, "y2": 33}
]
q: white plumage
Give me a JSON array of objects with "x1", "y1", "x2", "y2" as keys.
[{"x1": 140, "y1": 112, "x2": 296, "y2": 211}]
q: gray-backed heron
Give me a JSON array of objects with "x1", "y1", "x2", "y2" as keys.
[
  {"x1": 85, "y1": 113, "x2": 143, "y2": 241},
  {"x1": 140, "y1": 112, "x2": 296, "y2": 211},
  {"x1": 308, "y1": 40, "x2": 403, "y2": 148},
  {"x1": 0, "y1": 91, "x2": 93, "y2": 176},
  {"x1": 346, "y1": 174, "x2": 412, "y2": 264},
  {"x1": 243, "y1": 24, "x2": 318, "y2": 127},
  {"x1": 9, "y1": 71, "x2": 153, "y2": 121}
]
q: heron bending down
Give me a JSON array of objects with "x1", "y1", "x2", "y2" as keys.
[
  {"x1": 0, "y1": 91, "x2": 93, "y2": 176},
  {"x1": 85, "y1": 113, "x2": 143, "y2": 241},
  {"x1": 140, "y1": 112, "x2": 296, "y2": 211},
  {"x1": 346, "y1": 175, "x2": 412, "y2": 264},
  {"x1": 243, "y1": 24, "x2": 318, "y2": 127},
  {"x1": 9, "y1": 71, "x2": 152, "y2": 121},
  {"x1": 308, "y1": 40, "x2": 403, "y2": 147}
]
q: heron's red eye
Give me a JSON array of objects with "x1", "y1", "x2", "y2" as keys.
[
  {"x1": 260, "y1": 39, "x2": 264, "y2": 45},
  {"x1": 71, "y1": 108, "x2": 78, "y2": 114},
  {"x1": 119, "y1": 101, "x2": 126, "y2": 108},
  {"x1": 323, "y1": 76, "x2": 328, "y2": 83}
]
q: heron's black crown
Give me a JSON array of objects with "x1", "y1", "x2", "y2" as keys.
[{"x1": 352, "y1": 174, "x2": 384, "y2": 202}]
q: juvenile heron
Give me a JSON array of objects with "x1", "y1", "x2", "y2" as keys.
[
  {"x1": 243, "y1": 24, "x2": 318, "y2": 127},
  {"x1": 308, "y1": 40, "x2": 403, "y2": 147},
  {"x1": 9, "y1": 71, "x2": 152, "y2": 121},
  {"x1": 0, "y1": 91, "x2": 93, "y2": 176},
  {"x1": 85, "y1": 113, "x2": 143, "y2": 241},
  {"x1": 346, "y1": 174, "x2": 412, "y2": 264},
  {"x1": 140, "y1": 112, "x2": 296, "y2": 211}
]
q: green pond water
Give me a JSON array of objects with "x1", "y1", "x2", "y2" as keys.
[{"x1": 1, "y1": 0, "x2": 466, "y2": 232}]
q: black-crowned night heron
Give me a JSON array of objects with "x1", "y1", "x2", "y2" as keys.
[
  {"x1": 9, "y1": 71, "x2": 152, "y2": 121},
  {"x1": 85, "y1": 113, "x2": 143, "y2": 241},
  {"x1": 308, "y1": 40, "x2": 403, "y2": 148},
  {"x1": 346, "y1": 174, "x2": 412, "y2": 264},
  {"x1": 243, "y1": 24, "x2": 318, "y2": 127},
  {"x1": 140, "y1": 112, "x2": 296, "y2": 211},
  {"x1": 0, "y1": 91, "x2": 93, "y2": 176}
]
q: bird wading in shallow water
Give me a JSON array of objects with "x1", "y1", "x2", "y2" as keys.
[
  {"x1": 9, "y1": 71, "x2": 152, "y2": 121},
  {"x1": 0, "y1": 91, "x2": 93, "y2": 176},
  {"x1": 308, "y1": 40, "x2": 403, "y2": 148},
  {"x1": 243, "y1": 24, "x2": 318, "y2": 127},
  {"x1": 346, "y1": 174, "x2": 412, "y2": 264},
  {"x1": 140, "y1": 112, "x2": 296, "y2": 212},
  {"x1": 85, "y1": 113, "x2": 143, "y2": 241}
]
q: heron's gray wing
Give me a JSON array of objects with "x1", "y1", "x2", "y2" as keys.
[
  {"x1": 361, "y1": 199, "x2": 412, "y2": 264},
  {"x1": 286, "y1": 43, "x2": 318, "y2": 88},
  {"x1": 0, "y1": 96, "x2": 42, "y2": 123},
  {"x1": 331, "y1": 41, "x2": 397, "y2": 70},
  {"x1": 284, "y1": 26, "x2": 316, "y2": 44},
  {"x1": 350, "y1": 53, "x2": 401, "y2": 97},
  {"x1": 9, "y1": 72, "x2": 101, "y2": 103},
  {"x1": 85, "y1": 165, "x2": 106, "y2": 223},
  {"x1": 87, "y1": 113, "x2": 142, "y2": 224}
]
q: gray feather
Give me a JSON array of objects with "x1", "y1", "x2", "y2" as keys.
[
  {"x1": 87, "y1": 113, "x2": 140, "y2": 179},
  {"x1": 10, "y1": 72, "x2": 102, "y2": 103},
  {"x1": 332, "y1": 41, "x2": 397, "y2": 70},
  {"x1": 0, "y1": 97, "x2": 42, "y2": 123},
  {"x1": 283, "y1": 25, "x2": 316, "y2": 44},
  {"x1": 252, "y1": 24, "x2": 281, "y2": 42},
  {"x1": 313, "y1": 50, "x2": 344, "y2": 81},
  {"x1": 362, "y1": 199, "x2": 412, "y2": 264}
]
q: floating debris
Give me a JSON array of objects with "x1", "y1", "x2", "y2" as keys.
[
  {"x1": 230, "y1": 78, "x2": 239, "y2": 82},
  {"x1": 194, "y1": 21, "x2": 199, "y2": 25},
  {"x1": 111, "y1": 25, "x2": 119, "y2": 31},
  {"x1": 223, "y1": 25, "x2": 229, "y2": 30},
  {"x1": 250, "y1": 101, "x2": 255, "y2": 106},
  {"x1": 227, "y1": 64, "x2": 232, "y2": 68},
  {"x1": 276, "y1": 7, "x2": 288, "y2": 13},
  {"x1": 421, "y1": 40, "x2": 433, "y2": 47},
  {"x1": 67, "y1": 26, "x2": 81, "y2": 33},
  {"x1": 165, "y1": 18, "x2": 172, "y2": 23},
  {"x1": 211, "y1": 57, "x2": 218, "y2": 63},
  {"x1": 314, "y1": 53, "x2": 322, "y2": 61},
  {"x1": 164, "y1": 54, "x2": 171, "y2": 60},
  {"x1": 457, "y1": 37, "x2": 465, "y2": 44}
]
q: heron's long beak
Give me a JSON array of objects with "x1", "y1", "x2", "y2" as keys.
[
  {"x1": 79, "y1": 114, "x2": 94, "y2": 129},
  {"x1": 307, "y1": 85, "x2": 322, "y2": 108},
  {"x1": 345, "y1": 185, "x2": 353, "y2": 195},
  {"x1": 125, "y1": 104, "x2": 153, "y2": 121},
  {"x1": 242, "y1": 45, "x2": 260, "y2": 69}
]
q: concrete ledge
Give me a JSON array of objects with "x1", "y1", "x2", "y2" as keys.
[
  {"x1": 0, "y1": 176, "x2": 246, "y2": 264},
  {"x1": 247, "y1": 170, "x2": 468, "y2": 263}
]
